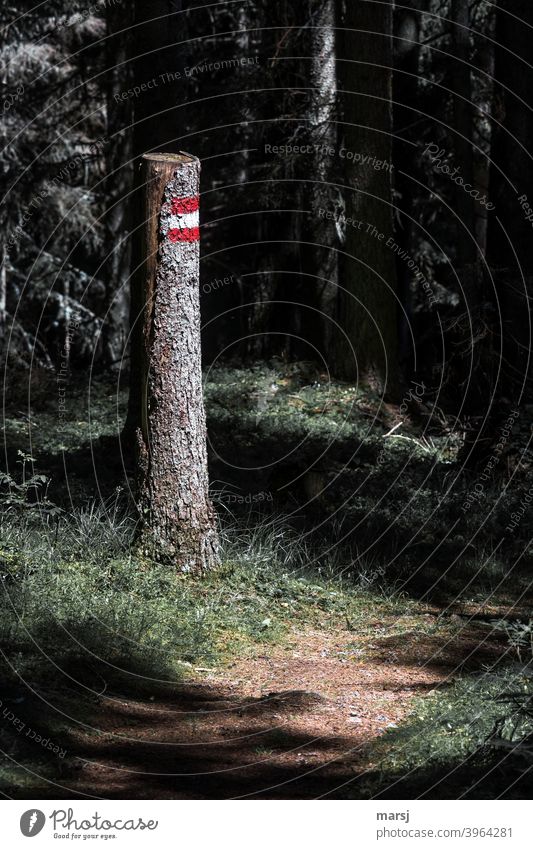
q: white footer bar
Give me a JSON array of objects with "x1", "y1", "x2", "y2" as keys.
[{"x1": 3, "y1": 800, "x2": 530, "y2": 848}]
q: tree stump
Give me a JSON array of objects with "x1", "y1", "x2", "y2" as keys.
[{"x1": 136, "y1": 152, "x2": 219, "y2": 572}]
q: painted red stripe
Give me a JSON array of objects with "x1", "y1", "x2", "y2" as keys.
[
  {"x1": 168, "y1": 226, "x2": 200, "y2": 243},
  {"x1": 170, "y1": 196, "x2": 199, "y2": 214}
]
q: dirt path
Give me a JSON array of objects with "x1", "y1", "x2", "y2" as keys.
[{"x1": 59, "y1": 619, "x2": 509, "y2": 799}]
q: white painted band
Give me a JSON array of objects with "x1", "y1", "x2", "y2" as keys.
[{"x1": 167, "y1": 211, "x2": 200, "y2": 230}]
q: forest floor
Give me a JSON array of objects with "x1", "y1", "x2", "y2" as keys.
[
  {"x1": 61, "y1": 614, "x2": 512, "y2": 800},
  {"x1": 4, "y1": 583, "x2": 524, "y2": 801},
  {"x1": 1, "y1": 363, "x2": 533, "y2": 799}
]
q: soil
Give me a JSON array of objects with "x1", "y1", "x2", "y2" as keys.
[{"x1": 53, "y1": 620, "x2": 510, "y2": 800}]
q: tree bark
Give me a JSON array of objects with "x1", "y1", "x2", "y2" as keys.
[
  {"x1": 102, "y1": 0, "x2": 134, "y2": 369},
  {"x1": 488, "y1": 0, "x2": 533, "y2": 396},
  {"x1": 136, "y1": 153, "x2": 219, "y2": 572},
  {"x1": 489, "y1": 0, "x2": 533, "y2": 272},
  {"x1": 334, "y1": 0, "x2": 397, "y2": 387},
  {"x1": 393, "y1": 1, "x2": 421, "y2": 371},
  {"x1": 0, "y1": 243, "x2": 6, "y2": 353},
  {"x1": 451, "y1": 0, "x2": 476, "y2": 266},
  {"x1": 296, "y1": 0, "x2": 338, "y2": 359},
  {"x1": 124, "y1": 0, "x2": 184, "y2": 438}
]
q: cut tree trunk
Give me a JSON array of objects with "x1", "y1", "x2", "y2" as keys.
[{"x1": 136, "y1": 153, "x2": 219, "y2": 572}]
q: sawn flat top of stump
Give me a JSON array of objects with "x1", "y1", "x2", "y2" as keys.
[{"x1": 142, "y1": 151, "x2": 198, "y2": 165}]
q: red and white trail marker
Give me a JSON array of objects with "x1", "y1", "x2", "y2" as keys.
[{"x1": 164, "y1": 195, "x2": 200, "y2": 243}]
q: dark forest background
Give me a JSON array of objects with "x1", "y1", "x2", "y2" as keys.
[
  {"x1": 1, "y1": 0, "x2": 533, "y2": 802},
  {"x1": 2, "y1": 0, "x2": 531, "y2": 405}
]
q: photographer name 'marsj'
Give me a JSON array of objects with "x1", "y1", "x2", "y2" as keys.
[{"x1": 50, "y1": 808, "x2": 158, "y2": 834}]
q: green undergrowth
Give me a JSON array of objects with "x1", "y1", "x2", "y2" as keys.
[
  {"x1": 0, "y1": 501, "x2": 423, "y2": 794},
  {"x1": 0, "y1": 502, "x2": 530, "y2": 797},
  {"x1": 357, "y1": 668, "x2": 533, "y2": 799},
  {"x1": 2, "y1": 364, "x2": 533, "y2": 796},
  {"x1": 0, "y1": 506, "x2": 419, "y2": 695},
  {"x1": 3, "y1": 364, "x2": 533, "y2": 560}
]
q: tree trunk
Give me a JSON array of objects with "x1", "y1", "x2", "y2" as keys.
[
  {"x1": 136, "y1": 153, "x2": 219, "y2": 572},
  {"x1": 124, "y1": 0, "x2": 184, "y2": 438},
  {"x1": 131, "y1": 0, "x2": 182, "y2": 157},
  {"x1": 393, "y1": 2, "x2": 421, "y2": 372},
  {"x1": 296, "y1": 0, "x2": 338, "y2": 359},
  {"x1": 102, "y1": 0, "x2": 134, "y2": 369},
  {"x1": 489, "y1": 0, "x2": 533, "y2": 271},
  {"x1": 0, "y1": 243, "x2": 6, "y2": 353},
  {"x1": 334, "y1": 0, "x2": 397, "y2": 387},
  {"x1": 451, "y1": 0, "x2": 476, "y2": 266},
  {"x1": 488, "y1": 0, "x2": 533, "y2": 396}
]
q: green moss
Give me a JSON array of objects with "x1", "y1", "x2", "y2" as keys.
[{"x1": 358, "y1": 669, "x2": 533, "y2": 799}]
